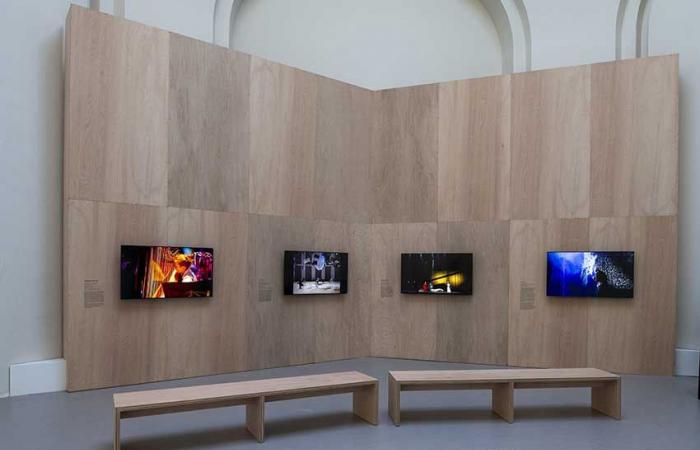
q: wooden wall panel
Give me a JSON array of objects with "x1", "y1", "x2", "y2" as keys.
[
  {"x1": 245, "y1": 214, "x2": 316, "y2": 369},
  {"x1": 151, "y1": 208, "x2": 249, "y2": 379},
  {"x1": 245, "y1": 215, "x2": 370, "y2": 369},
  {"x1": 369, "y1": 223, "x2": 438, "y2": 359},
  {"x1": 510, "y1": 66, "x2": 591, "y2": 219},
  {"x1": 370, "y1": 86, "x2": 438, "y2": 223},
  {"x1": 438, "y1": 76, "x2": 511, "y2": 221},
  {"x1": 508, "y1": 219, "x2": 590, "y2": 368},
  {"x1": 249, "y1": 57, "x2": 318, "y2": 217},
  {"x1": 64, "y1": 7, "x2": 169, "y2": 206},
  {"x1": 435, "y1": 221, "x2": 510, "y2": 365},
  {"x1": 312, "y1": 221, "x2": 372, "y2": 360},
  {"x1": 168, "y1": 33, "x2": 250, "y2": 213},
  {"x1": 64, "y1": 200, "x2": 167, "y2": 390},
  {"x1": 64, "y1": 200, "x2": 248, "y2": 390},
  {"x1": 313, "y1": 78, "x2": 372, "y2": 223},
  {"x1": 590, "y1": 56, "x2": 679, "y2": 217},
  {"x1": 64, "y1": 7, "x2": 679, "y2": 387},
  {"x1": 587, "y1": 216, "x2": 677, "y2": 375}
]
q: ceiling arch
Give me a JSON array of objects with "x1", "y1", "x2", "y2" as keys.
[{"x1": 213, "y1": 0, "x2": 531, "y2": 80}]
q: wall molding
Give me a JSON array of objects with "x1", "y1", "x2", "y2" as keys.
[
  {"x1": 6, "y1": 351, "x2": 694, "y2": 396},
  {"x1": 9, "y1": 359, "x2": 66, "y2": 397},
  {"x1": 90, "y1": 0, "x2": 124, "y2": 18},
  {"x1": 615, "y1": 0, "x2": 653, "y2": 60},
  {"x1": 495, "y1": 0, "x2": 531, "y2": 73},
  {"x1": 675, "y1": 348, "x2": 700, "y2": 377},
  {"x1": 636, "y1": 0, "x2": 651, "y2": 57},
  {"x1": 213, "y1": 0, "x2": 241, "y2": 47}
]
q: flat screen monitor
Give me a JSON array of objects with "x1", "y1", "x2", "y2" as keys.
[
  {"x1": 120, "y1": 245, "x2": 214, "y2": 299},
  {"x1": 546, "y1": 251, "x2": 634, "y2": 298},
  {"x1": 401, "y1": 253, "x2": 473, "y2": 295},
  {"x1": 283, "y1": 251, "x2": 348, "y2": 295}
]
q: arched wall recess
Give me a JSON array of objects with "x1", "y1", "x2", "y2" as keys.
[{"x1": 215, "y1": 0, "x2": 532, "y2": 83}]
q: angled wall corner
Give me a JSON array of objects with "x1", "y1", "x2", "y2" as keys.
[{"x1": 63, "y1": 6, "x2": 679, "y2": 390}]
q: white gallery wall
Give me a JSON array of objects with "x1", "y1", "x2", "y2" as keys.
[
  {"x1": 0, "y1": 0, "x2": 90, "y2": 398},
  {"x1": 229, "y1": 0, "x2": 503, "y2": 89},
  {"x1": 0, "y1": 0, "x2": 697, "y2": 396}
]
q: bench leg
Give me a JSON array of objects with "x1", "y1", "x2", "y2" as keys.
[
  {"x1": 353, "y1": 382, "x2": 379, "y2": 425},
  {"x1": 492, "y1": 382, "x2": 514, "y2": 423},
  {"x1": 592, "y1": 380, "x2": 621, "y2": 419},
  {"x1": 388, "y1": 374, "x2": 401, "y2": 426},
  {"x1": 246, "y1": 396, "x2": 265, "y2": 443},
  {"x1": 114, "y1": 409, "x2": 121, "y2": 450}
]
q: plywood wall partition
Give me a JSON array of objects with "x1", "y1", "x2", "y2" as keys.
[
  {"x1": 64, "y1": 6, "x2": 678, "y2": 391},
  {"x1": 64, "y1": 7, "x2": 371, "y2": 391}
]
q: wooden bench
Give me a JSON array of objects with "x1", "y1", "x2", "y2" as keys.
[
  {"x1": 388, "y1": 368, "x2": 621, "y2": 425},
  {"x1": 113, "y1": 371, "x2": 378, "y2": 449}
]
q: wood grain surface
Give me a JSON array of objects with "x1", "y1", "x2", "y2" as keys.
[{"x1": 64, "y1": 6, "x2": 679, "y2": 390}]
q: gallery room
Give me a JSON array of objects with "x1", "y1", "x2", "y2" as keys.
[{"x1": 1, "y1": 0, "x2": 699, "y2": 449}]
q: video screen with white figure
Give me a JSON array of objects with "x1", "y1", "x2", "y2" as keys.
[{"x1": 283, "y1": 251, "x2": 348, "y2": 295}]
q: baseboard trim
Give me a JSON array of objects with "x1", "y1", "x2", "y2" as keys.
[
  {"x1": 675, "y1": 348, "x2": 699, "y2": 376},
  {"x1": 10, "y1": 358, "x2": 66, "y2": 396},
  {"x1": 4, "y1": 351, "x2": 695, "y2": 397}
]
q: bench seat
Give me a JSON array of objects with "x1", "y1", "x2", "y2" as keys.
[
  {"x1": 113, "y1": 371, "x2": 378, "y2": 448},
  {"x1": 388, "y1": 368, "x2": 621, "y2": 425}
]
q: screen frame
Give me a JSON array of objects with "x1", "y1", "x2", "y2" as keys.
[
  {"x1": 400, "y1": 252, "x2": 473, "y2": 296},
  {"x1": 120, "y1": 244, "x2": 215, "y2": 300},
  {"x1": 283, "y1": 250, "x2": 349, "y2": 296},
  {"x1": 546, "y1": 250, "x2": 635, "y2": 299}
]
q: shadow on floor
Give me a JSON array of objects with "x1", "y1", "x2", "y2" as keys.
[
  {"x1": 116, "y1": 426, "x2": 251, "y2": 450},
  {"x1": 399, "y1": 405, "x2": 605, "y2": 424},
  {"x1": 116, "y1": 412, "x2": 367, "y2": 449},
  {"x1": 514, "y1": 405, "x2": 604, "y2": 421},
  {"x1": 265, "y1": 411, "x2": 367, "y2": 437},
  {"x1": 399, "y1": 408, "x2": 496, "y2": 423}
]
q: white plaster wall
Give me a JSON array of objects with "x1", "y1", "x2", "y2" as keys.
[
  {"x1": 0, "y1": 0, "x2": 90, "y2": 397},
  {"x1": 647, "y1": 0, "x2": 700, "y2": 351},
  {"x1": 123, "y1": 0, "x2": 217, "y2": 43},
  {"x1": 230, "y1": 0, "x2": 503, "y2": 89},
  {"x1": 522, "y1": 0, "x2": 619, "y2": 70}
]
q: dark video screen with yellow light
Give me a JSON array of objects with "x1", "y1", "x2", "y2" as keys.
[
  {"x1": 120, "y1": 246, "x2": 214, "y2": 299},
  {"x1": 401, "y1": 253, "x2": 472, "y2": 295}
]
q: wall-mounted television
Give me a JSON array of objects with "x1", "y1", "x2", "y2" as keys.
[
  {"x1": 401, "y1": 253, "x2": 473, "y2": 295},
  {"x1": 546, "y1": 251, "x2": 634, "y2": 298},
  {"x1": 120, "y1": 246, "x2": 214, "y2": 299},
  {"x1": 283, "y1": 251, "x2": 348, "y2": 295}
]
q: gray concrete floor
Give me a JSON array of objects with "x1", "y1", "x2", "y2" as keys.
[{"x1": 0, "y1": 357, "x2": 698, "y2": 450}]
